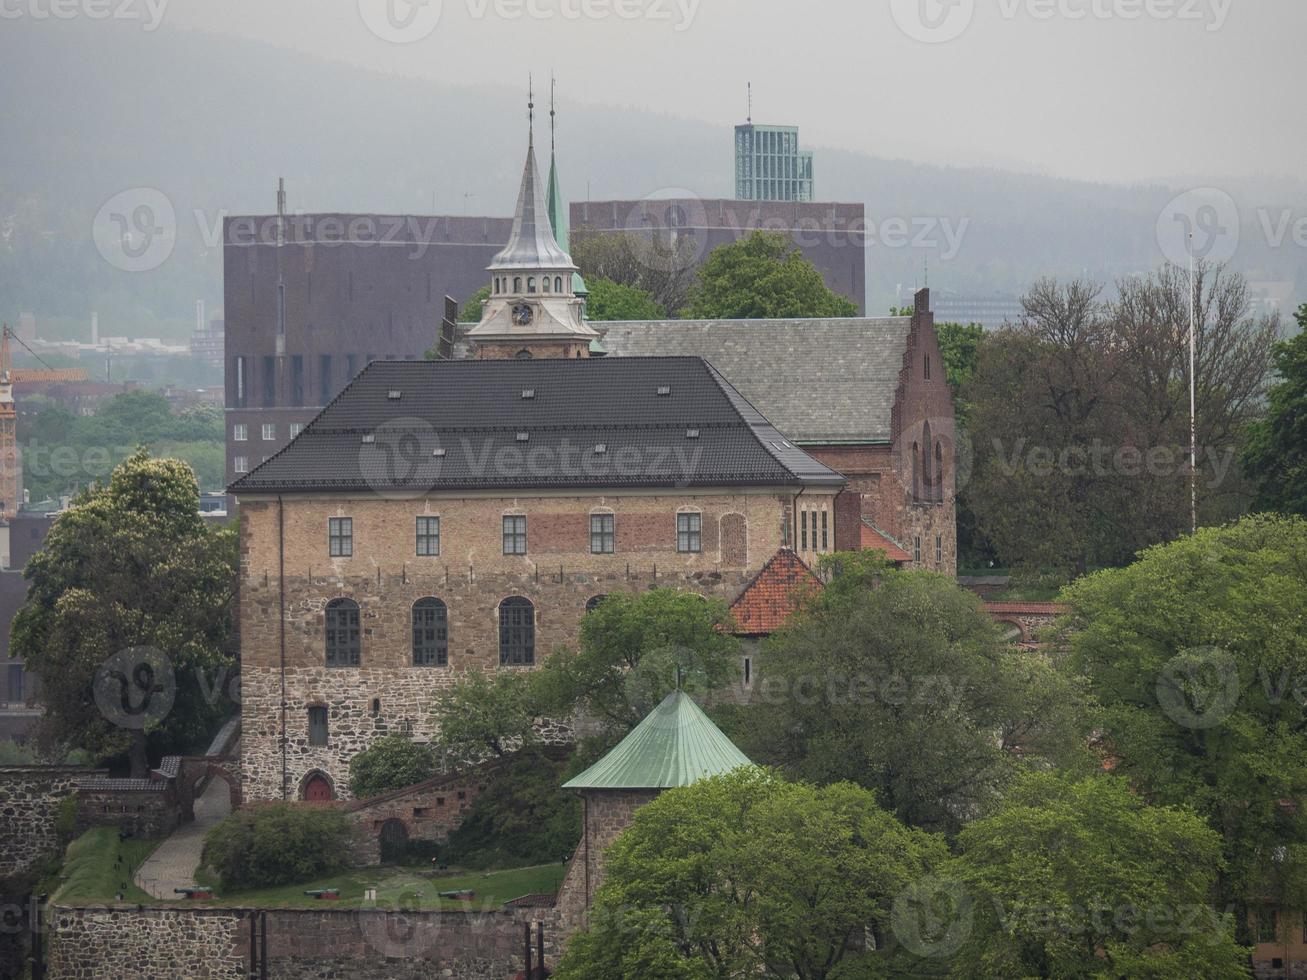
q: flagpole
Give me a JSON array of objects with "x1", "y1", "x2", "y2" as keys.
[{"x1": 1189, "y1": 237, "x2": 1198, "y2": 535}]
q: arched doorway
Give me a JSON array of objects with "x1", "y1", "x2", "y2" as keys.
[
  {"x1": 379, "y1": 818, "x2": 409, "y2": 864},
  {"x1": 302, "y1": 772, "x2": 334, "y2": 803}
]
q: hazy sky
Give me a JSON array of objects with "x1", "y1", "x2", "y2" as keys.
[{"x1": 153, "y1": 0, "x2": 1303, "y2": 185}]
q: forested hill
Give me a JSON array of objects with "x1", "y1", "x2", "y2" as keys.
[{"x1": 1, "y1": 18, "x2": 1302, "y2": 342}]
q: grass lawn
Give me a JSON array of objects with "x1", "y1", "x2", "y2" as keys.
[
  {"x1": 184, "y1": 862, "x2": 569, "y2": 910},
  {"x1": 52, "y1": 827, "x2": 160, "y2": 905}
]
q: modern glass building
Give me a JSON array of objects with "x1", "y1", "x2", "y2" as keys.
[{"x1": 734, "y1": 124, "x2": 814, "y2": 202}]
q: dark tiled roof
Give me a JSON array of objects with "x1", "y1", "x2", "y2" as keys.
[
  {"x1": 230, "y1": 357, "x2": 844, "y2": 494},
  {"x1": 77, "y1": 777, "x2": 168, "y2": 792},
  {"x1": 596, "y1": 318, "x2": 912, "y2": 444},
  {"x1": 503, "y1": 893, "x2": 557, "y2": 909},
  {"x1": 729, "y1": 549, "x2": 823, "y2": 636}
]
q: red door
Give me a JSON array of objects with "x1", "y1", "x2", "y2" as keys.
[{"x1": 303, "y1": 774, "x2": 334, "y2": 803}]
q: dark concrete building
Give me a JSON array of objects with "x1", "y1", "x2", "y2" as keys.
[
  {"x1": 223, "y1": 211, "x2": 513, "y2": 482},
  {"x1": 571, "y1": 198, "x2": 866, "y2": 314}
]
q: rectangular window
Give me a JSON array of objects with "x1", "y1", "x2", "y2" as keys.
[
  {"x1": 346, "y1": 354, "x2": 358, "y2": 382},
  {"x1": 308, "y1": 706, "x2": 328, "y2": 747},
  {"x1": 742, "y1": 656, "x2": 752, "y2": 690},
  {"x1": 590, "y1": 514, "x2": 615, "y2": 554},
  {"x1": 914, "y1": 536, "x2": 922, "y2": 564},
  {"x1": 262, "y1": 355, "x2": 276, "y2": 407},
  {"x1": 677, "y1": 513, "x2": 701, "y2": 553},
  {"x1": 7, "y1": 665, "x2": 23, "y2": 703},
  {"x1": 329, "y1": 517, "x2": 353, "y2": 558},
  {"x1": 233, "y1": 456, "x2": 248, "y2": 474},
  {"x1": 233, "y1": 424, "x2": 248, "y2": 442},
  {"x1": 502, "y1": 515, "x2": 527, "y2": 555},
  {"x1": 261, "y1": 423, "x2": 276, "y2": 441},
  {"x1": 924, "y1": 354, "x2": 931, "y2": 380},
  {"x1": 800, "y1": 511, "x2": 808, "y2": 551},
  {"x1": 289, "y1": 423, "x2": 303, "y2": 438},
  {"x1": 291, "y1": 355, "x2": 304, "y2": 407},
  {"x1": 821, "y1": 511, "x2": 829, "y2": 552},
  {"x1": 1258, "y1": 908, "x2": 1278, "y2": 944},
  {"x1": 936, "y1": 534, "x2": 943, "y2": 565},
  {"x1": 234, "y1": 356, "x2": 247, "y2": 408},
  {"x1": 416, "y1": 516, "x2": 440, "y2": 556}
]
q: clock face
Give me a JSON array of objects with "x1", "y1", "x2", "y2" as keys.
[{"x1": 512, "y1": 303, "x2": 533, "y2": 326}]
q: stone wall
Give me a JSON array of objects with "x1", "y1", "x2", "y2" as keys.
[
  {"x1": 0, "y1": 766, "x2": 97, "y2": 878},
  {"x1": 73, "y1": 785, "x2": 180, "y2": 839},
  {"x1": 48, "y1": 906, "x2": 247, "y2": 979},
  {"x1": 238, "y1": 490, "x2": 789, "y2": 802},
  {"x1": 556, "y1": 788, "x2": 658, "y2": 930},
  {"x1": 46, "y1": 904, "x2": 563, "y2": 980}
]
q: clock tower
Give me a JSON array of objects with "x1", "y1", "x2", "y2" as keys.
[{"x1": 466, "y1": 96, "x2": 598, "y2": 360}]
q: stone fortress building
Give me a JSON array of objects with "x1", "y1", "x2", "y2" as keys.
[{"x1": 231, "y1": 106, "x2": 958, "y2": 805}]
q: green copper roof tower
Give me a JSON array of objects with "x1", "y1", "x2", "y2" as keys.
[
  {"x1": 563, "y1": 690, "x2": 753, "y2": 790},
  {"x1": 547, "y1": 77, "x2": 588, "y2": 306}
]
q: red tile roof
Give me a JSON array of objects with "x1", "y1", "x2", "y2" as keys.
[
  {"x1": 860, "y1": 520, "x2": 911, "y2": 563},
  {"x1": 729, "y1": 549, "x2": 824, "y2": 636}
]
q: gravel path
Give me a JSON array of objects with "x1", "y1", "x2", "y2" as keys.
[{"x1": 134, "y1": 777, "x2": 232, "y2": 899}]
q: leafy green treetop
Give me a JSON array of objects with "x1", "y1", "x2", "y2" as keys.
[
  {"x1": 555, "y1": 767, "x2": 946, "y2": 980},
  {"x1": 685, "y1": 231, "x2": 857, "y2": 320},
  {"x1": 12, "y1": 449, "x2": 236, "y2": 776},
  {"x1": 582, "y1": 276, "x2": 667, "y2": 321},
  {"x1": 1243, "y1": 303, "x2": 1307, "y2": 516},
  {"x1": 347, "y1": 732, "x2": 438, "y2": 799}
]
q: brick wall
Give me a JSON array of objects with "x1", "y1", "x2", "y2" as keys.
[{"x1": 238, "y1": 491, "x2": 791, "y2": 801}]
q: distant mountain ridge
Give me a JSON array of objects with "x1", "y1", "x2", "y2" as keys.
[{"x1": 0, "y1": 18, "x2": 1301, "y2": 342}]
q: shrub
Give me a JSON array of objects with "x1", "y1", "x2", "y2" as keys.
[
  {"x1": 203, "y1": 803, "x2": 352, "y2": 890},
  {"x1": 440, "y1": 750, "x2": 580, "y2": 870},
  {"x1": 348, "y1": 733, "x2": 438, "y2": 799}
]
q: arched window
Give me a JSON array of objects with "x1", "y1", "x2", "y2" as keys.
[
  {"x1": 911, "y1": 442, "x2": 921, "y2": 502},
  {"x1": 515, "y1": 349, "x2": 534, "y2": 360},
  {"x1": 585, "y1": 595, "x2": 608, "y2": 614},
  {"x1": 934, "y1": 442, "x2": 945, "y2": 500},
  {"x1": 921, "y1": 421, "x2": 934, "y2": 498},
  {"x1": 542, "y1": 277, "x2": 550, "y2": 293},
  {"x1": 555, "y1": 276, "x2": 563, "y2": 293},
  {"x1": 413, "y1": 597, "x2": 448, "y2": 667},
  {"x1": 513, "y1": 276, "x2": 522, "y2": 292},
  {"x1": 499, "y1": 597, "x2": 535, "y2": 666},
  {"x1": 325, "y1": 598, "x2": 361, "y2": 667},
  {"x1": 528, "y1": 276, "x2": 537, "y2": 293}
]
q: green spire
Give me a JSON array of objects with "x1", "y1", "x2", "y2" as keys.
[
  {"x1": 547, "y1": 77, "x2": 588, "y2": 304},
  {"x1": 562, "y1": 690, "x2": 753, "y2": 790}
]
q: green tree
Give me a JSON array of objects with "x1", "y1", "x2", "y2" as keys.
[
  {"x1": 439, "y1": 749, "x2": 580, "y2": 869},
  {"x1": 1062, "y1": 514, "x2": 1307, "y2": 934},
  {"x1": 555, "y1": 768, "x2": 946, "y2": 980},
  {"x1": 12, "y1": 450, "x2": 237, "y2": 776},
  {"x1": 431, "y1": 670, "x2": 543, "y2": 762},
  {"x1": 735, "y1": 554, "x2": 1091, "y2": 834},
  {"x1": 684, "y1": 232, "x2": 857, "y2": 320},
  {"x1": 948, "y1": 772, "x2": 1248, "y2": 978},
  {"x1": 1243, "y1": 303, "x2": 1307, "y2": 516},
  {"x1": 572, "y1": 231, "x2": 699, "y2": 315},
  {"x1": 347, "y1": 732, "x2": 438, "y2": 799},
  {"x1": 202, "y1": 803, "x2": 353, "y2": 890},
  {"x1": 583, "y1": 276, "x2": 667, "y2": 321},
  {"x1": 458, "y1": 284, "x2": 491, "y2": 323},
  {"x1": 536, "y1": 589, "x2": 739, "y2": 735}
]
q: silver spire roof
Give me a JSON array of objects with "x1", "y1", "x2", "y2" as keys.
[{"x1": 490, "y1": 138, "x2": 578, "y2": 272}]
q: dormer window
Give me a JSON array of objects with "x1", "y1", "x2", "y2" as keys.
[
  {"x1": 555, "y1": 276, "x2": 563, "y2": 292},
  {"x1": 527, "y1": 277, "x2": 537, "y2": 293}
]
